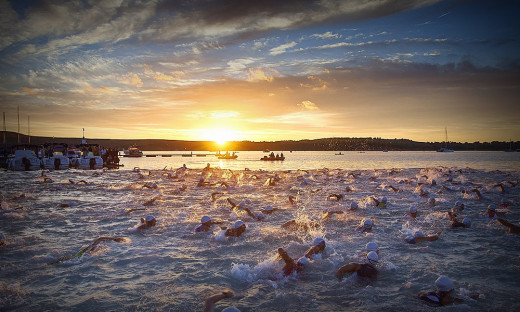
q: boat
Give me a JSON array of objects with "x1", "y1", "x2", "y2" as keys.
[
  {"x1": 41, "y1": 143, "x2": 70, "y2": 170},
  {"x1": 7, "y1": 144, "x2": 42, "y2": 171},
  {"x1": 263, "y1": 149, "x2": 270, "y2": 153},
  {"x1": 124, "y1": 146, "x2": 143, "y2": 157},
  {"x1": 261, "y1": 152, "x2": 285, "y2": 161},
  {"x1": 335, "y1": 152, "x2": 344, "y2": 155},
  {"x1": 75, "y1": 144, "x2": 103, "y2": 169},
  {"x1": 261, "y1": 155, "x2": 285, "y2": 161},
  {"x1": 218, "y1": 152, "x2": 238, "y2": 159},
  {"x1": 182, "y1": 152, "x2": 193, "y2": 157},
  {"x1": 437, "y1": 127, "x2": 454, "y2": 152}
]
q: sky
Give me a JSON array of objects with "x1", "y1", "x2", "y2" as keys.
[{"x1": 1, "y1": 0, "x2": 519, "y2": 144}]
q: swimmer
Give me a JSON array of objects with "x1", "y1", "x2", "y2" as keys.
[
  {"x1": 451, "y1": 201, "x2": 464, "y2": 214},
  {"x1": 261, "y1": 205, "x2": 279, "y2": 215},
  {"x1": 357, "y1": 218, "x2": 373, "y2": 233},
  {"x1": 387, "y1": 185, "x2": 400, "y2": 192},
  {"x1": 327, "y1": 193, "x2": 344, "y2": 201},
  {"x1": 203, "y1": 289, "x2": 236, "y2": 312},
  {"x1": 281, "y1": 219, "x2": 320, "y2": 232},
  {"x1": 447, "y1": 212, "x2": 471, "y2": 228},
  {"x1": 222, "y1": 220, "x2": 247, "y2": 237},
  {"x1": 348, "y1": 201, "x2": 359, "y2": 211},
  {"x1": 470, "y1": 188, "x2": 483, "y2": 200},
  {"x1": 404, "y1": 230, "x2": 440, "y2": 244},
  {"x1": 418, "y1": 275, "x2": 479, "y2": 306},
  {"x1": 69, "y1": 179, "x2": 90, "y2": 185},
  {"x1": 405, "y1": 205, "x2": 418, "y2": 218},
  {"x1": 321, "y1": 210, "x2": 344, "y2": 221},
  {"x1": 197, "y1": 178, "x2": 212, "y2": 187},
  {"x1": 211, "y1": 192, "x2": 222, "y2": 202},
  {"x1": 336, "y1": 251, "x2": 379, "y2": 280},
  {"x1": 50, "y1": 236, "x2": 126, "y2": 264},
  {"x1": 0, "y1": 233, "x2": 5, "y2": 246},
  {"x1": 485, "y1": 204, "x2": 503, "y2": 219},
  {"x1": 277, "y1": 247, "x2": 308, "y2": 276},
  {"x1": 493, "y1": 183, "x2": 505, "y2": 193},
  {"x1": 203, "y1": 163, "x2": 211, "y2": 172},
  {"x1": 372, "y1": 196, "x2": 387, "y2": 208},
  {"x1": 365, "y1": 242, "x2": 379, "y2": 257},
  {"x1": 195, "y1": 216, "x2": 223, "y2": 232},
  {"x1": 143, "y1": 197, "x2": 160, "y2": 206},
  {"x1": 288, "y1": 195, "x2": 296, "y2": 205},
  {"x1": 142, "y1": 182, "x2": 158, "y2": 189},
  {"x1": 304, "y1": 237, "x2": 326, "y2": 258},
  {"x1": 137, "y1": 215, "x2": 157, "y2": 230},
  {"x1": 427, "y1": 197, "x2": 436, "y2": 207},
  {"x1": 496, "y1": 218, "x2": 520, "y2": 234}
]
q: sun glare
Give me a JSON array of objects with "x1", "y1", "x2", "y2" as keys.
[{"x1": 207, "y1": 128, "x2": 237, "y2": 146}]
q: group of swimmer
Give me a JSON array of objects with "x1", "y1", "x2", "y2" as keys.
[{"x1": 3, "y1": 164, "x2": 517, "y2": 311}]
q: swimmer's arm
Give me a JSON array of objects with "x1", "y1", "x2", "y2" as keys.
[
  {"x1": 304, "y1": 245, "x2": 323, "y2": 258},
  {"x1": 336, "y1": 263, "x2": 360, "y2": 279},
  {"x1": 203, "y1": 290, "x2": 234, "y2": 312}
]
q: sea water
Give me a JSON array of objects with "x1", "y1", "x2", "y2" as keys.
[{"x1": 1, "y1": 151, "x2": 519, "y2": 311}]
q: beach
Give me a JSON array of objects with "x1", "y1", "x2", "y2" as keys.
[{"x1": 1, "y1": 152, "x2": 519, "y2": 311}]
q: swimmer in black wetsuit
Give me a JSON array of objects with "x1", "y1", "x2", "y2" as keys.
[
  {"x1": 418, "y1": 275, "x2": 479, "y2": 306},
  {"x1": 447, "y1": 211, "x2": 471, "y2": 228},
  {"x1": 336, "y1": 251, "x2": 379, "y2": 280},
  {"x1": 137, "y1": 215, "x2": 157, "y2": 230},
  {"x1": 50, "y1": 236, "x2": 126, "y2": 264},
  {"x1": 222, "y1": 220, "x2": 246, "y2": 237},
  {"x1": 195, "y1": 216, "x2": 223, "y2": 232}
]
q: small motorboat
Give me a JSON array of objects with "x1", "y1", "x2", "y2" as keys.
[
  {"x1": 41, "y1": 143, "x2": 70, "y2": 170},
  {"x1": 335, "y1": 152, "x2": 344, "y2": 155},
  {"x1": 7, "y1": 145, "x2": 42, "y2": 171},
  {"x1": 124, "y1": 146, "x2": 143, "y2": 157},
  {"x1": 260, "y1": 156, "x2": 285, "y2": 161},
  {"x1": 218, "y1": 152, "x2": 238, "y2": 159},
  {"x1": 76, "y1": 144, "x2": 103, "y2": 169}
]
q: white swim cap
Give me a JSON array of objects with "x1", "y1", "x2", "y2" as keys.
[
  {"x1": 265, "y1": 205, "x2": 273, "y2": 211},
  {"x1": 488, "y1": 204, "x2": 496, "y2": 211},
  {"x1": 313, "y1": 237, "x2": 325, "y2": 246},
  {"x1": 462, "y1": 217, "x2": 471, "y2": 226},
  {"x1": 435, "y1": 275, "x2": 454, "y2": 292},
  {"x1": 201, "y1": 216, "x2": 211, "y2": 224},
  {"x1": 297, "y1": 257, "x2": 310, "y2": 265},
  {"x1": 409, "y1": 205, "x2": 417, "y2": 213},
  {"x1": 363, "y1": 219, "x2": 373, "y2": 229},
  {"x1": 233, "y1": 220, "x2": 245, "y2": 229},
  {"x1": 366, "y1": 242, "x2": 379, "y2": 252},
  {"x1": 381, "y1": 197, "x2": 387, "y2": 203},
  {"x1": 145, "y1": 215, "x2": 156, "y2": 222},
  {"x1": 350, "y1": 202, "x2": 358, "y2": 209},
  {"x1": 222, "y1": 307, "x2": 241, "y2": 312},
  {"x1": 366, "y1": 251, "x2": 379, "y2": 265}
]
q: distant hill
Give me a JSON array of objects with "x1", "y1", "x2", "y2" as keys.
[{"x1": 0, "y1": 131, "x2": 517, "y2": 151}]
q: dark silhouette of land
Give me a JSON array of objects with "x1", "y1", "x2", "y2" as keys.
[{"x1": 1, "y1": 131, "x2": 517, "y2": 152}]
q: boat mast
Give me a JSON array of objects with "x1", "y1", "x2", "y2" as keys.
[
  {"x1": 445, "y1": 126, "x2": 448, "y2": 148},
  {"x1": 17, "y1": 105, "x2": 20, "y2": 144},
  {"x1": 28, "y1": 115, "x2": 30, "y2": 144},
  {"x1": 2, "y1": 112, "x2": 5, "y2": 146}
]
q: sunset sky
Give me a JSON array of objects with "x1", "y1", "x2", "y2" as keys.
[{"x1": 1, "y1": 0, "x2": 519, "y2": 143}]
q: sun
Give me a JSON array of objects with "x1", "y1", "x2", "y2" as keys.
[{"x1": 207, "y1": 128, "x2": 237, "y2": 146}]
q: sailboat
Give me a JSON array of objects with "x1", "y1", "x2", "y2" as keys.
[{"x1": 437, "y1": 127, "x2": 454, "y2": 152}]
